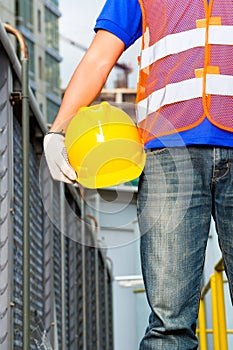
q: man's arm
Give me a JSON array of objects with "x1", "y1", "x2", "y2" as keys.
[
  {"x1": 51, "y1": 29, "x2": 125, "y2": 132},
  {"x1": 44, "y1": 30, "x2": 125, "y2": 183}
]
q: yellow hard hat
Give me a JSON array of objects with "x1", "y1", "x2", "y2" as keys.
[{"x1": 65, "y1": 102, "x2": 146, "y2": 189}]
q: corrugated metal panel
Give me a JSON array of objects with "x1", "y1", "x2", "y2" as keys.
[
  {"x1": 13, "y1": 117, "x2": 44, "y2": 349},
  {"x1": 0, "y1": 42, "x2": 14, "y2": 350},
  {"x1": 74, "y1": 239, "x2": 84, "y2": 348},
  {"x1": 85, "y1": 244, "x2": 97, "y2": 349},
  {"x1": 107, "y1": 271, "x2": 114, "y2": 349},
  {"x1": 52, "y1": 182, "x2": 62, "y2": 349},
  {"x1": 98, "y1": 253, "x2": 107, "y2": 350},
  {"x1": 64, "y1": 236, "x2": 70, "y2": 349},
  {"x1": 13, "y1": 118, "x2": 24, "y2": 350},
  {"x1": 40, "y1": 160, "x2": 55, "y2": 347},
  {"x1": 67, "y1": 238, "x2": 77, "y2": 349}
]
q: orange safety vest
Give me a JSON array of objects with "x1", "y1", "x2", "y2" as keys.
[{"x1": 136, "y1": 0, "x2": 233, "y2": 144}]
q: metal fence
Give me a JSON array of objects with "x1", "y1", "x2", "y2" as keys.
[{"x1": 0, "y1": 22, "x2": 114, "y2": 350}]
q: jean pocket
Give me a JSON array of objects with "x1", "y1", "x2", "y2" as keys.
[{"x1": 146, "y1": 148, "x2": 168, "y2": 157}]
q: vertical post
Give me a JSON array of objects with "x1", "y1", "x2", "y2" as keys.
[
  {"x1": 60, "y1": 183, "x2": 66, "y2": 350},
  {"x1": 215, "y1": 269, "x2": 228, "y2": 350},
  {"x1": 81, "y1": 192, "x2": 87, "y2": 349},
  {"x1": 199, "y1": 299, "x2": 207, "y2": 350},
  {"x1": 22, "y1": 52, "x2": 30, "y2": 350},
  {"x1": 94, "y1": 194, "x2": 100, "y2": 350},
  {"x1": 105, "y1": 266, "x2": 109, "y2": 350},
  {"x1": 211, "y1": 275, "x2": 220, "y2": 350}
]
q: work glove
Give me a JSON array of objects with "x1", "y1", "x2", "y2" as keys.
[{"x1": 43, "y1": 132, "x2": 77, "y2": 183}]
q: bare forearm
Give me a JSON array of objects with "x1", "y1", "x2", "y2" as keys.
[{"x1": 50, "y1": 30, "x2": 125, "y2": 132}]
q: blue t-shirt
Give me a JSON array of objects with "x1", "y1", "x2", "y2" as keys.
[{"x1": 95, "y1": 0, "x2": 233, "y2": 148}]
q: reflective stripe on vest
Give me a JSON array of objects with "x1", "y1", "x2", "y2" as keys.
[
  {"x1": 140, "y1": 26, "x2": 233, "y2": 70},
  {"x1": 137, "y1": 75, "x2": 233, "y2": 123},
  {"x1": 136, "y1": 0, "x2": 233, "y2": 142}
]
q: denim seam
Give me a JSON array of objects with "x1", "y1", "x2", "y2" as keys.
[
  {"x1": 218, "y1": 238, "x2": 233, "y2": 297},
  {"x1": 212, "y1": 148, "x2": 231, "y2": 182},
  {"x1": 195, "y1": 251, "x2": 206, "y2": 318},
  {"x1": 146, "y1": 148, "x2": 168, "y2": 156},
  {"x1": 212, "y1": 163, "x2": 230, "y2": 182}
]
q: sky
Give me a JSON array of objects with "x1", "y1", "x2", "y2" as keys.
[{"x1": 59, "y1": 0, "x2": 141, "y2": 89}]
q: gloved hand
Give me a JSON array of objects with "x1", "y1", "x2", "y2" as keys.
[{"x1": 43, "y1": 132, "x2": 77, "y2": 183}]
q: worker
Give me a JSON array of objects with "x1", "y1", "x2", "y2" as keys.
[{"x1": 44, "y1": 1, "x2": 233, "y2": 349}]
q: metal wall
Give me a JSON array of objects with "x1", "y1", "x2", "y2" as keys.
[
  {"x1": 0, "y1": 28, "x2": 114, "y2": 350},
  {"x1": 0, "y1": 40, "x2": 14, "y2": 350}
]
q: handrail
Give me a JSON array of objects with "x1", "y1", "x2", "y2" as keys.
[
  {"x1": 3, "y1": 23, "x2": 30, "y2": 350},
  {"x1": 3, "y1": 23, "x2": 28, "y2": 60},
  {"x1": 0, "y1": 21, "x2": 47, "y2": 134}
]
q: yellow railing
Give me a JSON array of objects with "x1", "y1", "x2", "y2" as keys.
[{"x1": 197, "y1": 258, "x2": 233, "y2": 350}]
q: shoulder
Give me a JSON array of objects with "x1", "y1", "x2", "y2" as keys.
[{"x1": 94, "y1": 0, "x2": 142, "y2": 49}]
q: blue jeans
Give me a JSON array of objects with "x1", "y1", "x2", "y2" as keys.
[{"x1": 137, "y1": 147, "x2": 233, "y2": 350}]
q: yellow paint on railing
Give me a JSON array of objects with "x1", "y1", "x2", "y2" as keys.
[
  {"x1": 214, "y1": 269, "x2": 228, "y2": 350},
  {"x1": 198, "y1": 299, "x2": 207, "y2": 350},
  {"x1": 197, "y1": 258, "x2": 231, "y2": 350},
  {"x1": 211, "y1": 274, "x2": 221, "y2": 350}
]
